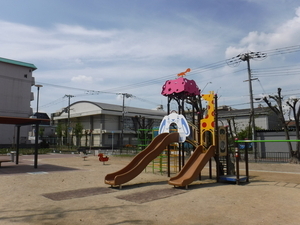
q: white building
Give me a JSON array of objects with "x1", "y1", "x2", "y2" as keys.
[
  {"x1": 0, "y1": 57, "x2": 37, "y2": 146},
  {"x1": 218, "y1": 105, "x2": 281, "y2": 133},
  {"x1": 51, "y1": 101, "x2": 166, "y2": 148}
]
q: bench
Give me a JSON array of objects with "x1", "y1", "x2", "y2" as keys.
[
  {"x1": 98, "y1": 153, "x2": 109, "y2": 165},
  {"x1": 0, "y1": 160, "x2": 11, "y2": 167}
]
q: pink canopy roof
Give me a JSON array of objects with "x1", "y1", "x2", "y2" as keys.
[{"x1": 161, "y1": 77, "x2": 200, "y2": 97}]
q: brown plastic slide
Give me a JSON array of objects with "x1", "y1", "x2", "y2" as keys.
[
  {"x1": 105, "y1": 132, "x2": 179, "y2": 187},
  {"x1": 168, "y1": 145, "x2": 216, "y2": 187}
]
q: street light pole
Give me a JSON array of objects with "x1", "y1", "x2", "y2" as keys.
[
  {"x1": 34, "y1": 84, "x2": 43, "y2": 169},
  {"x1": 35, "y1": 84, "x2": 43, "y2": 114},
  {"x1": 202, "y1": 82, "x2": 212, "y2": 93},
  {"x1": 65, "y1": 95, "x2": 74, "y2": 149}
]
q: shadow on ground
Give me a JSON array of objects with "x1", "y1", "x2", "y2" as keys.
[{"x1": 0, "y1": 163, "x2": 79, "y2": 175}]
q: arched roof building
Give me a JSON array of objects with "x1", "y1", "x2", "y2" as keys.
[{"x1": 52, "y1": 101, "x2": 166, "y2": 148}]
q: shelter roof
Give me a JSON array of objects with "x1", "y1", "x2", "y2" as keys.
[
  {"x1": 0, "y1": 116, "x2": 49, "y2": 169},
  {"x1": 0, "y1": 116, "x2": 50, "y2": 126}
]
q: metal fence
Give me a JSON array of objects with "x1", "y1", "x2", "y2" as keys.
[
  {"x1": 235, "y1": 139, "x2": 296, "y2": 163},
  {"x1": 260, "y1": 152, "x2": 290, "y2": 162},
  {"x1": 92, "y1": 150, "x2": 291, "y2": 162},
  {"x1": 81, "y1": 148, "x2": 140, "y2": 156},
  {"x1": 241, "y1": 152, "x2": 290, "y2": 163}
]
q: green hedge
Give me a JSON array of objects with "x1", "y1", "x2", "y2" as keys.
[{"x1": 0, "y1": 148, "x2": 53, "y2": 155}]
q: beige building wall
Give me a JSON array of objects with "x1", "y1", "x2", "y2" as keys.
[
  {"x1": 0, "y1": 57, "x2": 37, "y2": 145},
  {"x1": 52, "y1": 101, "x2": 166, "y2": 148}
]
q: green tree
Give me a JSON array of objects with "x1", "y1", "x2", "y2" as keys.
[
  {"x1": 39, "y1": 127, "x2": 45, "y2": 139},
  {"x1": 84, "y1": 129, "x2": 93, "y2": 147},
  {"x1": 131, "y1": 116, "x2": 154, "y2": 147},
  {"x1": 56, "y1": 122, "x2": 67, "y2": 146},
  {"x1": 237, "y1": 125, "x2": 262, "y2": 150},
  {"x1": 237, "y1": 127, "x2": 250, "y2": 141},
  {"x1": 73, "y1": 122, "x2": 84, "y2": 146}
]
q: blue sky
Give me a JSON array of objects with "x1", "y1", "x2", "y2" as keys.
[{"x1": 1, "y1": 0, "x2": 300, "y2": 115}]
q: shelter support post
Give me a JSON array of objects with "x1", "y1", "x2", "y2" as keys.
[
  {"x1": 245, "y1": 142, "x2": 249, "y2": 182},
  {"x1": 34, "y1": 122, "x2": 39, "y2": 168},
  {"x1": 167, "y1": 96, "x2": 171, "y2": 177},
  {"x1": 16, "y1": 125, "x2": 20, "y2": 164},
  {"x1": 209, "y1": 158, "x2": 212, "y2": 179},
  {"x1": 235, "y1": 147, "x2": 240, "y2": 185}
]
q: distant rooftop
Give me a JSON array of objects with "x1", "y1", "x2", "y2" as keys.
[
  {"x1": 218, "y1": 106, "x2": 273, "y2": 117},
  {"x1": 0, "y1": 57, "x2": 37, "y2": 70}
]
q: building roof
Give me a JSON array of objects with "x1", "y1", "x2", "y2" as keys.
[
  {"x1": 53, "y1": 101, "x2": 166, "y2": 119},
  {"x1": 0, "y1": 57, "x2": 37, "y2": 71},
  {"x1": 218, "y1": 107, "x2": 273, "y2": 118},
  {"x1": 91, "y1": 101, "x2": 166, "y2": 116},
  {"x1": 33, "y1": 112, "x2": 51, "y2": 125}
]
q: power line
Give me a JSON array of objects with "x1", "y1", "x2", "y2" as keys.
[
  {"x1": 256, "y1": 79, "x2": 266, "y2": 94},
  {"x1": 37, "y1": 82, "x2": 116, "y2": 95},
  {"x1": 262, "y1": 45, "x2": 300, "y2": 57},
  {"x1": 96, "y1": 60, "x2": 229, "y2": 93},
  {"x1": 252, "y1": 66, "x2": 300, "y2": 77},
  {"x1": 39, "y1": 87, "x2": 162, "y2": 110},
  {"x1": 2, "y1": 45, "x2": 299, "y2": 94},
  {"x1": 33, "y1": 45, "x2": 300, "y2": 110},
  {"x1": 83, "y1": 46, "x2": 300, "y2": 93},
  {"x1": 39, "y1": 96, "x2": 66, "y2": 109}
]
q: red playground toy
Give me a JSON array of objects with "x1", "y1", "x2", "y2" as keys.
[{"x1": 98, "y1": 153, "x2": 109, "y2": 165}]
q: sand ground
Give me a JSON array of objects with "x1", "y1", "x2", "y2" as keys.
[{"x1": 1, "y1": 153, "x2": 300, "y2": 225}]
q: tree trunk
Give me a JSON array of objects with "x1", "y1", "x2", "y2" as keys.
[
  {"x1": 290, "y1": 153, "x2": 300, "y2": 164},
  {"x1": 286, "y1": 99, "x2": 300, "y2": 163},
  {"x1": 264, "y1": 88, "x2": 293, "y2": 159}
]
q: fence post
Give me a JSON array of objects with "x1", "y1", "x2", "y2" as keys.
[{"x1": 235, "y1": 147, "x2": 240, "y2": 185}]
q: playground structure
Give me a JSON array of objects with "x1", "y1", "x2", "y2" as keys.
[
  {"x1": 136, "y1": 127, "x2": 182, "y2": 174},
  {"x1": 98, "y1": 153, "x2": 109, "y2": 165},
  {"x1": 146, "y1": 147, "x2": 179, "y2": 174},
  {"x1": 105, "y1": 69, "x2": 249, "y2": 188}
]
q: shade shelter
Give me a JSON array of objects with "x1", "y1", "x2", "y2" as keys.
[{"x1": 0, "y1": 116, "x2": 50, "y2": 168}]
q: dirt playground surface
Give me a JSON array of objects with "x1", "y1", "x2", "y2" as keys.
[{"x1": 1, "y1": 153, "x2": 300, "y2": 225}]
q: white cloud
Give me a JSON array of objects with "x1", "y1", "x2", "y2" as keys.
[
  {"x1": 225, "y1": 7, "x2": 300, "y2": 58},
  {"x1": 55, "y1": 24, "x2": 118, "y2": 38},
  {"x1": 71, "y1": 75, "x2": 93, "y2": 83},
  {"x1": 2, "y1": 1, "x2": 300, "y2": 115},
  {"x1": 0, "y1": 18, "x2": 216, "y2": 65}
]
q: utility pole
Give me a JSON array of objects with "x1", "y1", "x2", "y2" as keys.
[
  {"x1": 243, "y1": 54, "x2": 256, "y2": 147},
  {"x1": 227, "y1": 51, "x2": 267, "y2": 160},
  {"x1": 65, "y1": 95, "x2": 74, "y2": 149},
  {"x1": 117, "y1": 93, "x2": 133, "y2": 152}
]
